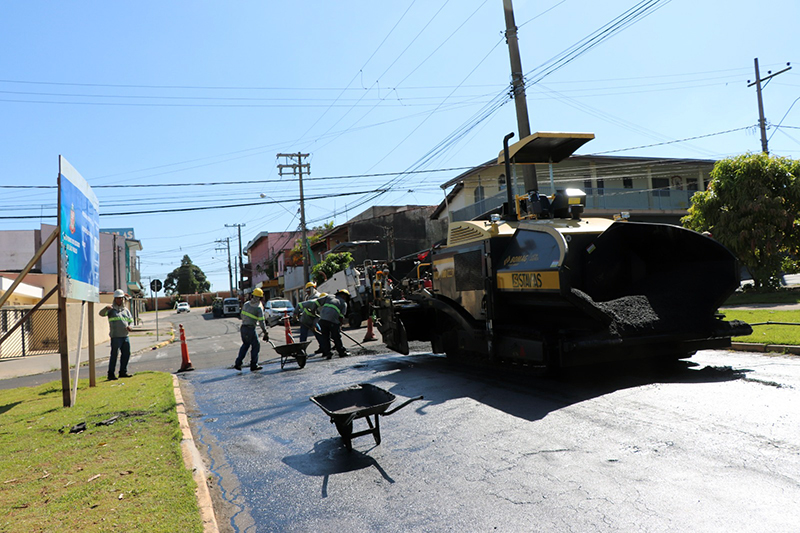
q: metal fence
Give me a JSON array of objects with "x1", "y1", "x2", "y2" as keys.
[
  {"x1": 0, "y1": 306, "x2": 60, "y2": 359},
  {"x1": 449, "y1": 186, "x2": 700, "y2": 222}
]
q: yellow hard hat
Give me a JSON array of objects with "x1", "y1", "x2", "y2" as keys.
[
  {"x1": 336, "y1": 289, "x2": 350, "y2": 297},
  {"x1": 319, "y1": 292, "x2": 328, "y2": 297},
  {"x1": 252, "y1": 288, "x2": 264, "y2": 297},
  {"x1": 305, "y1": 281, "x2": 317, "y2": 289}
]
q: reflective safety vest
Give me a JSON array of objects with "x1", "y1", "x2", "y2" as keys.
[
  {"x1": 296, "y1": 299, "x2": 320, "y2": 327},
  {"x1": 100, "y1": 305, "x2": 133, "y2": 338},
  {"x1": 318, "y1": 294, "x2": 346, "y2": 324},
  {"x1": 240, "y1": 300, "x2": 267, "y2": 332}
]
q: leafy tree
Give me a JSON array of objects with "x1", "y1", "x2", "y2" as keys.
[
  {"x1": 311, "y1": 252, "x2": 353, "y2": 285},
  {"x1": 290, "y1": 221, "x2": 335, "y2": 259},
  {"x1": 163, "y1": 255, "x2": 211, "y2": 295},
  {"x1": 682, "y1": 153, "x2": 800, "y2": 290}
]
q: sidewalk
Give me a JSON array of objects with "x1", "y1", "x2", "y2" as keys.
[{"x1": 0, "y1": 311, "x2": 174, "y2": 380}]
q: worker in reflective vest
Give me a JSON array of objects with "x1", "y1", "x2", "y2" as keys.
[
  {"x1": 317, "y1": 289, "x2": 351, "y2": 359},
  {"x1": 234, "y1": 288, "x2": 269, "y2": 372},
  {"x1": 99, "y1": 289, "x2": 134, "y2": 380},
  {"x1": 294, "y1": 293, "x2": 325, "y2": 343}
]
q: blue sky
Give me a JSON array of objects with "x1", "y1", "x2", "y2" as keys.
[{"x1": 1, "y1": 1, "x2": 798, "y2": 292}]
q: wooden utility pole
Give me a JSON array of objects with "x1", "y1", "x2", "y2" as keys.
[
  {"x1": 502, "y1": 0, "x2": 538, "y2": 192},
  {"x1": 748, "y1": 58, "x2": 792, "y2": 154},
  {"x1": 277, "y1": 153, "x2": 311, "y2": 286},
  {"x1": 225, "y1": 223, "x2": 246, "y2": 294},
  {"x1": 215, "y1": 237, "x2": 233, "y2": 296}
]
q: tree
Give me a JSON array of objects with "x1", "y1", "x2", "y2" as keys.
[
  {"x1": 311, "y1": 252, "x2": 353, "y2": 285},
  {"x1": 164, "y1": 255, "x2": 211, "y2": 295},
  {"x1": 682, "y1": 153, "x2": 800, "y2": 290},
  {"x1": 290, "y1": 221, "x2": 335, "y2": 260}
]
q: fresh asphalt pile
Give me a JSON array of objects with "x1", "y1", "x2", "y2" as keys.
[{"x1": 571, "y1": 288, "x2": 750, "y2": 338}]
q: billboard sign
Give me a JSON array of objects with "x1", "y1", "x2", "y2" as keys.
[{"x1": 58, "y1": 156, "x2": 100, "y2": 302}]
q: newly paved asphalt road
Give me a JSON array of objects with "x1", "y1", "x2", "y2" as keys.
[
  {"x1": 175, "y1": 312, "x2": 800, "y2": 533},
  {"x1": 4, "y1": 311, "x2": 800, "y2": 532}
]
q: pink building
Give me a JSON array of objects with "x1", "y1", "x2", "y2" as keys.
[{"x1": 244, "y1": 231, "x2": 303, "y2": 289}]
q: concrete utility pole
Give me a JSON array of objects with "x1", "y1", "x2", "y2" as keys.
[
  {"x1": 748, "y1": 58, "x2": 792, "y2": 154},
  {"x1": 215, "y1": 237, "x2": 233, "y2": 296},
  {"x1": 277, "y1": 152, "x2": 311, "y2": 286},
  {"x1": 225, "y1": 223, "x2": 246, "y2": 293},
  {"x1": 503, "y1": 0, "x2": 538, "y2": 192}
]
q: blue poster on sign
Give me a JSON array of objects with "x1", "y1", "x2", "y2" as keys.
[{"x1": 59, "y1": 156, "x2": 100, "y2": 302}]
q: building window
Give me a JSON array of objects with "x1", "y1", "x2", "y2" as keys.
[
  {"x1": 583, "y1": 179, "x2": 593, "y2": 194},
  {"x1": 623, "y1": 177, "x2": 633, "y2": 189},
  {"x1": 687, "y1": 178, "x2": 698, "y2": 191},
  {"x1": 498, "y1": 175, "x2": 506, "y2": 191},
  {"x1": 652, "y1": 177, "x2": 670, "y2": 197},
  {"x1": 596, "y1": 178, "x2": 605, "y2": 196},
  {"x1": 474, "y1": 184, "x2": 485, "y2": 203}
]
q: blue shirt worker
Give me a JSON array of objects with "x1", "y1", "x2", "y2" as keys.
[
  {"x1": 317, "y1": 289, "x2": 351, "y2": 360},
  {"x1": 294, "y1": 294, "x2": 323, "y2": 343},
  {"x1": 234, "y1": 288, "x2": 269, "y2": 371},
  {"x1": 99, "y1": 289, "x2": 134, "y2": 380}
]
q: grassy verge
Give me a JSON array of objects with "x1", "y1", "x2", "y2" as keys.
[
  {"x1": 0, "y1": 372, "x2": 202, "y2": 532},
  {"x1": 720, "y1": 309, "x2": 800, "y2": 345},
  {"x1": 723, "y1": 287, "x2": 800, "y2": 306}
]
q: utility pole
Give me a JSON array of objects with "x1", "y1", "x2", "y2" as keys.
[
  {"x1": 503, "y1": 0, "x2": 538, "y2": 192},
  {"x1": 748, "y1": 58, "x2": 792, "y2": 154},
  {"x1": 215, "y1": 238, "x2": 233, "y2": 296},
  {"x1": 277, "y1": 152, "x2": 311, "y2": 286},
  {"x1": 225, "y1": 223, "x2": 246, "y2": 294}
]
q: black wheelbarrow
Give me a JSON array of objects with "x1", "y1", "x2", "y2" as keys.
[
  {"x1": 270, "y1": 340, "x2": 311, "y2": 369},
  {"x1": 310, "y1": 383, "x2": 423, "y2": 450}
]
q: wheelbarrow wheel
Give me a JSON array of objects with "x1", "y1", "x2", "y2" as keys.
[{"x1": 295, "y1": 354, "x2": 307, "y2": 368}]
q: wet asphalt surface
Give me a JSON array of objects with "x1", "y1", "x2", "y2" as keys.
[
  {"x1": 178, "y1": 326, "x2": 800, "y2": 533},
  {"x1": 6, "y1": 312, "x2": 799, "y2": 531}
]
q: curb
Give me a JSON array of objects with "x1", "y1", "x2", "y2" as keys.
[
  {"x1": 132, "y1": 326, "x2": 176, "y2": 356},
  {"x1": 730, "y1": 342, "x2": 800, "y2": 355},
  {"x1": 172, "y1": 375, "x2": 220, "y2": 533}
]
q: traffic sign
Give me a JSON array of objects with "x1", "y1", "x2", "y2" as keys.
[{"x1": 150, "y1": 279, "x2": 163, "y2": 292}]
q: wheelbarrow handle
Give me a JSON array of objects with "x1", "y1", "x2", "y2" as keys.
[{"x1": 382, "y1": 395, "x2": 424, "y2": 416}]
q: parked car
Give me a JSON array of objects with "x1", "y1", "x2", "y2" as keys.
[
  {"x1": 176, "y1": 302, "x2": 191, "y2": 314},
  {"x1": 265, "y1": 299, "x2": 294, "y2": 326},
  {"x1": 223, "y1": 297, "x2": 241, "y2": 317}
]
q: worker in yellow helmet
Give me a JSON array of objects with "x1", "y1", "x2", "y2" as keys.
[
  {"x1": 304, "y1": 281, "x2": 320, "y2": 301},
  {"x1": 233, "y1": 288, "x2": 268, "y2": 372},
  {"x1": 317, "y1": 288, "x2": 351, "y2": 359}
]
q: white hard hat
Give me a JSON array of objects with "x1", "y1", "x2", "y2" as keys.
[{"x1": 113, "y1": 289, "x2": 125, "y2": 298}]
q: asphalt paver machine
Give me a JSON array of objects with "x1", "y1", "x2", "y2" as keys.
[{"x1": 375, "y1": 132, "x2": 752, "y2": 370}]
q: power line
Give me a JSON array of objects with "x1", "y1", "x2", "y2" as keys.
[
  {"x1": 0, "y1": 188, "x2": 388, "y2": 219},
  {"x1": 587, "y1": 126, "x2": 753, "y2": 155},
  {"x1": 0, "y1": 166, "x2": 481, "y2": 189}
]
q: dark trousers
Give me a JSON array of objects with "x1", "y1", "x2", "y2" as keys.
[
  {"x1": 318, "y1": 320, "x2": 346, "y2": 358},
  {"x1": 109, "y1": 336, "x2": 131, "y2": 377},
  {"x1": 236, "y1": 326, "x2": 260, "y2": 368}
]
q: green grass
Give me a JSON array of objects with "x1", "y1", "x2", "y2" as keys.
[
  {"x1": 720, "y1": 309, "x2": 800, "y2": 346},
  {"x1": 723, "y1": 287, "x2": 800, "y2": 306},
  {"x1": 0, "y1": 372, "x2": 202, "y2": 533}
]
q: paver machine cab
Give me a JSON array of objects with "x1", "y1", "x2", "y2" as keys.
[{"x1": 375, "y1": 132, "x2": 752, "y2": 370}]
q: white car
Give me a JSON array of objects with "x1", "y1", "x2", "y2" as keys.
[
  {"x1": 176, "y1": 302, "x2": 191, "y2": 313},
  {"x1": 265, "y1": 299, "x2": 294, "y2": 326}
]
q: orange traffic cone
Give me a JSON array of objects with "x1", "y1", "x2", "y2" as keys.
[
  {"x1": 284, "y1": 311, "x2": 294, "y2": 344},
  {"x1": 363, "y1": 315, "x2": 377, "y2": 342},
  {"x1": 177, "y1": 324, "x2": 195, "y2": 372}
]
